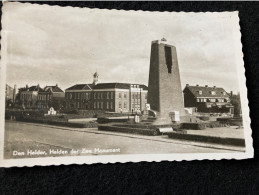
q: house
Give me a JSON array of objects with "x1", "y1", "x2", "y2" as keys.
[
  {"x1": 65, "y1": 73, "x2": 148, "y2": 113},
  {"x1": 183, "y1": 84, "x2": 234, "y2": 114},
  {"x1": 18, "y1": 84, "x2": 64, "y2": 110}
]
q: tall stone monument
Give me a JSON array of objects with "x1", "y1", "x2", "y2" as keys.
[{"x1": 147, "y1": 39, "x2": 185, "y2": 124}]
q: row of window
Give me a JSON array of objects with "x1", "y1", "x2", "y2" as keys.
[
  {"x1": 119, "y1": 93, "x2": 127, "y2": 99},
  {"x1": 71, "y1": 102, "x2": 90, "y2": 109},
  {"x1": 21, "y1": 93, "x2": 53, "y2": 101},
  {"x1": 196, "y1": 98, "x2": 228, "y2": 103},
  {"x1": 20, "y1": 93, "x2": 33, "y2": 100},
  {"x1": 94, "y1": 102, "x2": 114, "y2": 110},
  {"x1": 118, "y1": 102, "x2": 127, "y2": 109},
  {"x1": 197, "y1": 91, "x2": 226, "y2": 95},
  {"x1": 66, "y1": 92, "x2": 90, "y2": 100},
  {"x1": 38, "y1": 95, "x2": 51, "y2": 101},
  {"x1": 94, "y1": 92, "x2": 114, "y2": 100},
  {"x1": 65, "y1": 92, "x2": 147, "y2": 100}
]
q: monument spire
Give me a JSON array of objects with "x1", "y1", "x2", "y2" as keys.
[{"x1": 93, "y1": 72, "x2": 99, "y2": 85}]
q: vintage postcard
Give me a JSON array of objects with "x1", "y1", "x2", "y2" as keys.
[{"x1": 0, "y1": 2, "x2": 253, "y2": 167}]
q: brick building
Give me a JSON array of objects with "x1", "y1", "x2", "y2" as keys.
[
  {"x1": 65, "y1": 73, "x2": 148, "y2": 113},
  {"x1": 18, "y1": 84, "x2": 65, "y2": 109},
  {"x1": 183, "y1": 84, "x2": 234, "y2": 113}
]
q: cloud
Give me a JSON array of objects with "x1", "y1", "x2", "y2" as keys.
[{"x1": 4, "y1": 2, "x2": 242, "y2": 93}]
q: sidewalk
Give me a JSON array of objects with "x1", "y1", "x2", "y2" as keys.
[{"x1": 168, "y1": 126, "x2": 245, "y2": 147}]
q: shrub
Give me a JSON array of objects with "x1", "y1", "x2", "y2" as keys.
[
  {"x1": 199, "y1": 116, "x2": 210, "y2": 121},
  {"x1": 181, "y1": 123, "x2": 206, "y2": 130}
]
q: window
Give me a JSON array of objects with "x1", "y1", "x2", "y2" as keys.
[
  {"x1": 196, "y1": 99, "x2": 200, "y2": 102},
  {"x1": 199, "y1": 91, "x2": 202, "y2": 95},
  {"x1": 107, "y1": 102, "x2": 109, "y2": 109},
  {"x1": 110, "y1": 102, "x2": 113, "y2": 109},
  {"x1": 94, "y1": 93, "x2": 97, "y2": 99},
  {"x1": 119, "y1": 93, "x2": 122, "y2": 98},
  {"x1": 119, "y1": 102, "x2": 122, "y2": 108},
  {"x1": 211, "y1": 91, "x2": 216, "y2": 95},
  {"x1": 124, "y1": 102, "x2": 127, "y2": 109},
  {"x1": 210, "y1": 99, "x2": 216, "y2": 102},
  {"x1": 111, "y1": 92, "x2": 113, "y2": 99},
  {"x1": 94, "y1": 102, "x2": 96, "y2": 109},
  {"x1": 107, "y1": 92, "x2": 109, "y2": 99},
  {"x1": 70, "y1": 93, "x2": 72, "y2": 99},
  {"x1": 132, "y1": 94, "x2": 135, "y2": 99},
  {"x1": 222, "y1": 92, "x2": 226, "y2": 95},
  {"x1": 124, "y1": 93, "x2": 127, "y2": 98},
  {"x1": 217, "y1": 99, "x2": 224, "y2": 102},
  {"x1": 101, "y1": 102, "x2": 103, "y2": 109},
  {"x1": 101, "y1": 93, "x2": 103, "y2": 99},
  {"x1": 200, "y1": 98, "x2": 207, "y2": 102}
]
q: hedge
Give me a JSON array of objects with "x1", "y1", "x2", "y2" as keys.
[{"x1": 16, "y1": 116, "x2": 97, "y2": 128}]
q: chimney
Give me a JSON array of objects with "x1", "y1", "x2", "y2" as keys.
[
  {"x1": 196, "y1": 84, "x2": 199, "y2": 87},
  {"x1": 213, "y1": 86, "x2": 216, "y2": 89},
  {"x1": 26, "y1": 84, "x2": 28, "y2": 89},
  {"x1": 186, "y1": 84, "x2": 189, "y2": 87},
  {"x1": 56, "y1": 84, "x2": 58, "y2": 87},
  {"x1": 230, "y1": 91, "x2": 233, "y2": 97},
  {"x1": 205, "y1": 85, "x2": 208, "y2": 87}
]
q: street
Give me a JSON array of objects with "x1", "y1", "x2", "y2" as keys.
[{"x1": 4, "y1": 121, "x2": 244, "y2": 159}]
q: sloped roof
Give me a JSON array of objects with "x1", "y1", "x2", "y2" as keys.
[
  {"x1": 19, "y1": 85, "x2": 44, "y2": 92},
  {"x1": 44, "y1": 86, "x2": 64, "y2": 93},
  {"x1": 133, "y1": 84, "x2": 148, "y2": 90},
  {"x1": 184, "y1": 85, "x2": 229, "y2": 98},
  {"x1": 66, "y1": 83, "x2": 148, "y2": 91},
  {"x1": 93, "y1": 83, "x2": 130, "y2": 89},
  {"x1": 66, "y1": 84, "x2": 93, "y2": 91}
]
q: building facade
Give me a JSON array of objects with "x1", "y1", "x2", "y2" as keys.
[
  {"x1": 65, "y1": 73, "x2": 148, "y2": 113},
  {"x1": 183, "y1": 84, "x2": 234, "y2": 113},
  {"x1": 5, "y1": 84, "x2": 16, "y2": 107},
  {"x1": 18, "y1": 84, "x2": 65, "y2": 110}
]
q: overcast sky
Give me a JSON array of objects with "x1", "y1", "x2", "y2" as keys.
[{"x1": 3, "y1": 2, "x2": 243, "y2": 93}]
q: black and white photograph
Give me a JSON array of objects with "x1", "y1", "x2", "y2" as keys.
[{"x1": 0, "y1": 2, "x2": 253, "y2": 167}]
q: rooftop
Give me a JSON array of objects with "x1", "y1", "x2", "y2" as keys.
[
  {"x1": 184, "y1": 85, "x2": 229, "y2": 98},
  {"x1": 66, "y1": 83, "x2": 148, "y2": 91}
]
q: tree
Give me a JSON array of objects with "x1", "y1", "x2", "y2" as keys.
[{"x1": 230, "y1": 93, "x2": 241, "y2": 117}]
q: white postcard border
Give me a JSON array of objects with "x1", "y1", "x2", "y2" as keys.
[{"x1": 0, "y1": 2, "x2": 254, "y2": 167}]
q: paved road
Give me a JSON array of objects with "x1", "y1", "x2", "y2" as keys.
[{"x1": 4, "y1": 121, "x2": 243, "y2": 159}]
